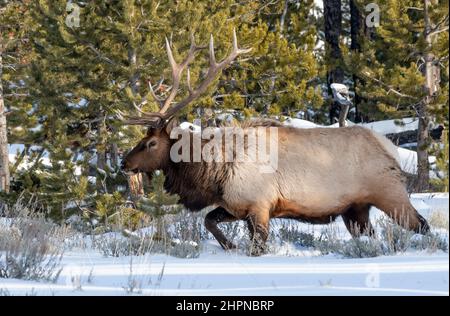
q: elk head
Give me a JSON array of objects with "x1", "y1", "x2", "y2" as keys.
[{"x1": 119, "y1": 29, "x2": 251, "y2": 175}]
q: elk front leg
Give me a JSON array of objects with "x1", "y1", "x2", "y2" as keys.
[
  {"x1": 246, "y1": 212, "x2": 270, "y2": 256},
  {"x1": 205, "y1": 207, "x2": 238, "y2": 250}
]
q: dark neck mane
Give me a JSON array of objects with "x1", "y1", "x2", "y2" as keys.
[
  {"x1": 162, "y1": 160, "x2": 230, "y2": 212},
  {"x1": 158, "y1": 120, "x2": 280, "y2": 211}
]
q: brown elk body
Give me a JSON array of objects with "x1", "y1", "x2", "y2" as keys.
[
  {"x1": 122, "y1": 120, "x2": 429, "y2": 255},
  {"x1": 119, "y1": 30, "x2": 429, "y2": 255}
]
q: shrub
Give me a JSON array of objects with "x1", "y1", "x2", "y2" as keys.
[
  {"x1": 428, "y1": 210, "x2": 449, "y2": 230},
  {"x1": 276, "y1": 221, "x2": 316, "y2": 248},
  {"x1": 92, "y1": 232, "x2": 155, "y2": 257},
  {"x1": 378, "y1": 217, "x2": 415, "y2": 254},
  {"x1": 0, "y1": 197, "x2": 64, "y2": 282},
  {"x1": 410, "y1": 233, "x2": 448, "y2": 252},
  {"x1": 315, "y1": 217, "x2": 448, "y2": 258}
]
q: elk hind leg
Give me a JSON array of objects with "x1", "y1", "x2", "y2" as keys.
[
  {"x1": 205, "y1": 207, "x2": 239, "y2": 250},
  {"x1": 372, "y1": 186, "x2": 430, "y2": 234},
  {"x1": 342, "y1": 204, "x2": 375, "y2": 237}
]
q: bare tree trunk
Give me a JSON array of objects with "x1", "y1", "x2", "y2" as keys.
[
  {"x1": 127, "y1": 172, "x2": 144, "y2": 201},
  {"x1": 350, "y1": 0, "x2": 362, "y2": 52},
  {"x1": 338, "y1": 104, "x2": 349, "y2": 127},
  {"x1": 0, "y1": 42, "x2": 10, "y2": 193},
  {"x1": 324, "y1": 0, "x2": 344, "y2": 124},
  {"x1": 279, "y1": 0, "x2": 289, "y2": 35},
  {"x1": 109, "y1": 140, "x2": 119, "y2": 170},
  {"x1": 416, "y1": 101, "x2": 430, "y2": 192},
  {"x1": 96, "y1": 112, "x2": 107, "y2": 193},
  {"x1": 416, "y1": 0, "x2": 439, "y2": 192},
  {"x1": 350, "y1": 0, "x2": 365, "y2": 123},
  {"x1": 127, "y1": 47, "x2": 144, "y2": 200}
]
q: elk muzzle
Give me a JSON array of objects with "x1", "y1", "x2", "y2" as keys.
[{"x1": 120, "y1": 156, "x2": 139, "y2": 175}]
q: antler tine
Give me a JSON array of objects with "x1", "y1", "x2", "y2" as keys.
[
  {"x1": 209, "y1": 34, "x2": 217, "y2": 66},
  {"x1": 116, "y1": 108, "x2": 166, "y2": 127},
  {"x1": 232, "y1": 28, "x2": 239, "y2": 51},
  {"x1": 234, "y1": 28, "x2": 252, "y2": 55},
  {"x1": 159, "y1": 34, "x2": 204, "y2": 113},
  {"x1": 186, "y1": 68, "x2": 193, "y2": 94},
  {"x1": 132, "y1": 101, "x2": 149, "y2": 114},
  {"x1": 165, "y1": 37, "x2": 178, "y2": 74},
  {"x1": 231, "y1": 28, "x2": 252, "y2": 55},
  {"x1": 216, "y1": 28, "x2": 252, "y2": 69},
  {"x1": 148, "y1": 80, "x2": 164, "y2": 107},
  {"x1": 180, "y1": 33, "x2": 204, "y2": 67}
]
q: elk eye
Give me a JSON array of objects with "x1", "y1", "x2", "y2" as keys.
[{"x1": 147, "y1": 140, "x2": 157, "y2": 148}]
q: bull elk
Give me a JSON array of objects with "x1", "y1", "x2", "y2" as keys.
[{"x1": 119, "y1": 30, "x2": 429, "y2": 256}]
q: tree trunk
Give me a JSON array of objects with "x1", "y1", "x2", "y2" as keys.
[
  {"x1": 127, "y1": 47, "x2": 144, "y2": 200},
  {"x1": 350, "y1": 0, "x2": 364, "y2": 123},
  {"x1": 350, "y1": 0, "x2": 362, "y2": 53},
  {"x1": 128, "y1": 172, "x2": 144, "y2": 201},
  {"x1": 416, "y1": 102, "x2": 430, "y2": 192},
  {"x1": 0, "y1": 42, "x2": 10, "y2": 193},
  {"x1": 324, "y1": 0, "x2": 344, "y2": 124},
  {"x1": 338, "y1": 103, "x2": 349, "y2": 127},
  {"x1": 96, "y1": 112, "x2": 107, "y2": 193},
  {"x1": 109, "y1": 140, "x2": 119, "y2": 170},
  {"x1": 416, "y1": 0, "x2": 438, "y2": 192},
  {"x1": 279, "y1": 0, "x2": 289, "y2": 35}
]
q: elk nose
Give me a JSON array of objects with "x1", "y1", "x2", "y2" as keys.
[{"x1": 120, "y1": 160, "x2": 126, "y2": 171}]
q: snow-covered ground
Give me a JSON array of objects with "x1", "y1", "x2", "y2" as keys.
[
  {"x1": 0, "y1": 193, "x2": 448, "y2": 296},
  {"x1": 2, "y1": 249, "x2": 447, "y2": 296}
]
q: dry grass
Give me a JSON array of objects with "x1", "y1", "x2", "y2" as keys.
[
  {"x1": 0, "y1": 197, "x2": 65, "y2": 282},
  {"x1": 428, "y1": 210, "x2": 449, "y2": 230}
]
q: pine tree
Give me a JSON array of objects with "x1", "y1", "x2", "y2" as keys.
[
  {"x1": 138, "y1": 171, "x2": 182, "y2": 240},
  {"x1": 0, "y1": 0, "x2": 34, "y2": 194},
  {"x1": 431, "y1": 130, "x2": 449, "y2": 191},
  {"x1": 222, "y1": 0, "x2": 322, "y2": 120},
  {"x1": 348, "y1": 0, "x2": 449, "y2": 191}
]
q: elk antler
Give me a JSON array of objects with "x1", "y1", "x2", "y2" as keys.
[{"x1": 118, "y1": 29, "x2": 252, "y2": 128}]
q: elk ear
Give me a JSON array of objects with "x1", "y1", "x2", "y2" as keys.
[{"x1": 165, "y1": 117, "x2": 179, "y2": 136}]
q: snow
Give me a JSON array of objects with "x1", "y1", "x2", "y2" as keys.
[
  {"x1": 361, "y1": 118, "x2": 418, "y2": 135},
  {"x1": 283, "y1": 118, "x2": 323, "y2": 129},
  {"x1": 1, "y1": 251, "x2": 447, "y2": 296},
  {"x1": 8, "y1": 144, "x2": 84, "y2": 175},
  {"x1": 282, "y1": 117, "x2": 419, "y2": 135},
  {"x1": 330, "y1": 83, "x2": 352, "y2": 106},
  {"x1": 178, "y1": 122, "x2": 201, "y2": 133},
  {"x1": 0, "y1": 194, "x2": 448, "y2": 296},
  {"x1": 397, "y1": 147, "x2": 437, "y2": 175}
]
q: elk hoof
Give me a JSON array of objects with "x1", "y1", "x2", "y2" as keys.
[
  {"x1": 220, "y1": 241, "x2": 237, "y2": 250},
  {"x1": 416, "y1": 214, "x2": 430, "y2": 235}
]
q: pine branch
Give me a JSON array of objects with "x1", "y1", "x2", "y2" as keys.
[
  {"x1": 360, "y1": 72, "x2": 418, "y2": 100},
  {"x1": 428, "y1": 25, "x2": 449, "y2": 37},
  {"x1": 428, "y1": 14, "x2": 449, "y2": 37},
  {"x1": 4, "y1": 93, "x2": 29, "y2": 98},
  {"x1": 86, "y1": 43, "x2": 116, "y2": 65}
]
